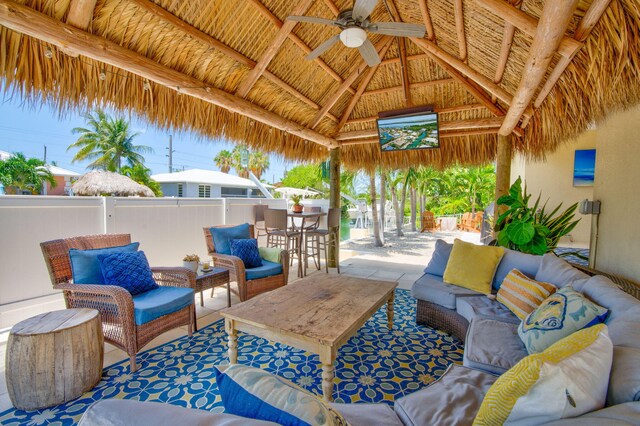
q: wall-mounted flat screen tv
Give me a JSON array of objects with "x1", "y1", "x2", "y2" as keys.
[{"x1": 377, "y1": 112, "x2": 439, "y2": 151}]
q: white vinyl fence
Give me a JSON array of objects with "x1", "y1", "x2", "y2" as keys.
[{"x1": 0, "y1": 196, "x2": 286, "y2": 329}]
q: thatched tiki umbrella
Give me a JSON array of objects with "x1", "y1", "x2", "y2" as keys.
[{"x1": 72, "y1": 171, "x2": 155, "y2": 197}]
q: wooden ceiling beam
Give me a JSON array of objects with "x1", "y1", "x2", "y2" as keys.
[
  {"x1": 411, "y1": 38, "x2": 513, "y2": 109},
  {"x1": 128, "y1": 0, "x2": 338, "y2": 123},
  {"x1": 66, "y1": 0, "x2": 97, "y2": 30},
  {"x1": 499, "y1": 0, "x2": 580, "y2": 136},
  {"x1": 337, "y1": 117, "x2": 503, "y2": 140},
  {"x1": 0, "y1": 0, "x2": 339, "y2": 149},
  {"x1": 475, "y1": 0, "x2": 582, "y2": 59},
  {"x1": 246, "y1": 0, "x2": 355, "y2": 95},
  {"x1": 531, "y1": 0, "x2": 612, "y2": 110},
  {"x1": 321, "y1": 0, "x2": 340, "y2": 17},
  {"x1": 310, "y1": 36, "x2": 392, "y2": 129},
  {"x1": 362, "y1": 78, "x2": 454, "y2": 96},
  {"x1": 397, "y1": 37, "x2": 412, "y2": 105},
  {"x1": 453, "y1": 0, "x2": 467, "y2": 61},
  {"x1": 419, "y1": 0, "x2": 435, "y2": 41},
  {"x1": 344, "y1": 103, "x2": 486, "y2": 125},
  {"x1": 336, "y1": 41, "x2": 394, "y2": 131},
  {"x1": 381, "y1": 53, "x2": 428, "y2": 65},
  {"x1": 236, "y1": 0, "x2": 315, "y2": 98}
]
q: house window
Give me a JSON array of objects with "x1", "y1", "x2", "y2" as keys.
[
  {"x1": 198, "y1": 185, "x2": 211, "y2": 198},
  {"x1": 177, "y1": 184, "x2": 184, "y2": 197},
  {"x1": 221, "y1": 187, "x2": 245, "y2": 198}
]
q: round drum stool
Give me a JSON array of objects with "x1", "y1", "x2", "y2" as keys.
[{"x1": 6, "y1": 308, "x2": 104, "y2": 410}]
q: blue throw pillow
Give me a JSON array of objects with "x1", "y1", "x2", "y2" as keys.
[
  {"x1": 230, "y1": 239, "x2": 263, "y2": 268},
  {"x1": 211, "y1": 224, "x2": 251, "y2": 255},
  {"x1": 69, "y1": 242, "x2": 140, "y2": 284},
  {"x1": 215, "y1": 364, "x2": 347, "y2": 426},
  {"x1": 424, "y1": 239, "x2": 453, "y2": 276},
  {"x1": 98, "y1": 251, "x2": 159, "y2": 295}
]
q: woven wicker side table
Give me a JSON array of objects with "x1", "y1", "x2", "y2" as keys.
[
  {"x1": 195, "y1": 267, "x2": 230, "y2": 308},
  {"x1": 6, "y1": 308, "x2": 103, "y2": 410}
]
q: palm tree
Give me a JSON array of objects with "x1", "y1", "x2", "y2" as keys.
[
  {"x1": 214, "y1": 150, "x2": 234, "y2": 173},
  {"x1": 121, "y1": 164, "x2": 163, "y2": 197},
  {"x1": 370, "y1": 170, "x2": 383, "y2": 247},
  {"x1": 0, "y1": 152, "x2": 55, "y2": 194},
  {"x1": 68, "y1": 110, "x2": 152, "y2": 172},
  {"x1": 249, "y1": 151, "x2": 270, "y2": 179}
]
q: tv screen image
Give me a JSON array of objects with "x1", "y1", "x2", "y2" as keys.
[{"x1": 377, "y1": 112, "x2": 439, "y2": 151}]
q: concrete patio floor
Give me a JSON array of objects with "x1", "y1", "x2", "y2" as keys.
[{"x1": 0, "y1": 229, "x2": 476, "y2": 413}]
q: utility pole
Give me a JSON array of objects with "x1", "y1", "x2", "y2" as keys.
[
  {"x1": 43, "y1": 145, "x2": 47, "y2": 163},
  {"x1": 166, "y1": 135, "x2": 174, "y2": 173}
]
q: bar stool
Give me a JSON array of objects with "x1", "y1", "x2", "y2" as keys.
[
  {"x1": 253, "y1": 205, "x2": 268, "y2": 244},
  {"x1": 264, "y1": 209, "x2": 302, "y2": 277},
  {"x1": 305, "y1": 208, "x2": 341, "y2": 274}
]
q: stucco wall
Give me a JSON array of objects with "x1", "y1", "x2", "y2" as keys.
[
  {"x1": 511, "y1": 132, "x2": 596, "y2": 245},
  {"x1": 592, "y1": 103, "x2": 640, "y2": 281}
]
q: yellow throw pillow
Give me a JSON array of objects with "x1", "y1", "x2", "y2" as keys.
[
  {"x1": 496, "y1": 269, "x2": 557, "y2": 320},
  {"x1": 443, "y1": 239, "x2": 505, "y2": 294},
  {"x1": 473, "y1": 324, "x2": 612, "y2": 425}
]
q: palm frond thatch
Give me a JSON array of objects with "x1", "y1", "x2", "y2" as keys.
[{"x1": 72, "y1": 170, "x2": 155, "y2": 197}]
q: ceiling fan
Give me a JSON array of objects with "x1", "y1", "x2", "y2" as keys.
[{"x1": 287, "y1": 0, "x2": 425, "y2": 67}]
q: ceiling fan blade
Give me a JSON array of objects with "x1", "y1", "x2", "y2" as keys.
[
  {"x1": 358, "y1": 39, "x2": 381, "y2": 67},
  {"x1": 306, "y1": 35, "x2": 341, "y2": 60},
  {"x1": 287, "y1": 15, "x2": 339, "y2": 26},
  {"x1": 352, "y1": 0, "x2": 378, "y2": 22},
  {"x1": 367, "y1": 22, "x2": 426, "y2": 38}
]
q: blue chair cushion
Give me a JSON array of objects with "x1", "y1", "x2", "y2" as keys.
[
  {"x1": 230, "y1": 239, "x2": 263, "y2": 268},
  {"x1": 69, "y1": 242, "x2": 140, "y2": 284},
  {"x1": 98, "y1": 251, "x2": 159, "y2": 295},
  {"x1": 132, "y1": 286, "x2": 194, "y2": 326},
  {"x1": 245, "y1": 259, "x2": 283, "y2": 281},
  {"x1": 211, "y1": 224, "x2": 251, "y2": 255}
]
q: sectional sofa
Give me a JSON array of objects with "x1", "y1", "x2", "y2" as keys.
[{"x1": 79, "y1": 241, "x2": 640, "y2": 425}]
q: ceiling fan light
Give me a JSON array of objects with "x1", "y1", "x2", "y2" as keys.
[{"x1": 340, "y1": 27, "x2": 367, "y2": 48}]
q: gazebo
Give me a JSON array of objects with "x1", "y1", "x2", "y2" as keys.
[{"x1": 0, "y1": 0, "x2": 638, "y2": 263}]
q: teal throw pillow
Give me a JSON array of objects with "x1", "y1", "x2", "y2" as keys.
[
  {"x1": 230, "y1": 239, "x2": 263, "y2": 268},
  {"x1": 214, "y1": 364, "x2": 347, "y2": 426},
  {"x1": 518, "y1": 285, "x2": 609, "y2": 353},
  {"x1": 69, "y1": 242, "x2": 140, "y2": 284},
  {"x1": 98, "y1": 251, "x2": 159, "y2": 295},
  {"x1": 211, "y1": 224, "x2": 250, "y2": 255}
]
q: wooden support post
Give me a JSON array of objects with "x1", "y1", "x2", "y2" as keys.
[
  {"x1": 328, "y1": 148, "x2": 340, "y2": 268},
  {"x1": 494, "y1": 134, "x2": 512, "y2": 219}
]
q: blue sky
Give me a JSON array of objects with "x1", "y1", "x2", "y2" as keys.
[{"x1": 0, "y1": 97, "x2": 290, "y2": 184}]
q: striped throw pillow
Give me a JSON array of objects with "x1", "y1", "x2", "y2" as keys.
[{"x1": 496, "y1": 269, "x2": 557, "y2": 319}]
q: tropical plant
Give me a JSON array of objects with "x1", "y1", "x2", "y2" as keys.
[
  {"x1": 290, "y1": 194, "x2": 303, "y2": 206},
  {"x1": 68, "y1": 109, "x2": 153, "y2": 172},
  {"x1": 249, "y1": 151, "x2": 270, "y2": 179},
  {"x1": 494, "y1": 177, "x2": 580, "y2": 255},
  {"x1": 121, "y1": 164, "x2": 163, "y2": 197},
  {"x1": 214, "y1": 150, "x2": 234, "y2": 173},
  {"x1": 281, "y1": 164, "x2": 324, "y2": 191},
  {"x1": 0, "y1": 153, "x2": 56, "y2": 194}
]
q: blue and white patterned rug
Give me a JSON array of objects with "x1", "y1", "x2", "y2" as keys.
[{"x1": 0, "y1": 289, "x2": 464, "y2": 425}]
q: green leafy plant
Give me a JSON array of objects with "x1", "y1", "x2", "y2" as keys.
[
  {"x1": 494, "y1": 177, "x2": 580, "y2": 255},
  {"x1": 290, "y1": 194, "x2": 303, "y2": 205}
]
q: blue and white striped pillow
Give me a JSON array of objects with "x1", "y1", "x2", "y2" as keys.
[{"x1": 214, "y1": 364, "x2": 347, "y2": 426}]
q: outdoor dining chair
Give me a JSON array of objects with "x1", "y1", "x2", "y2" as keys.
[
  {"x1": 304, "y1": 207, "x2": 341, "y2": 274},
  {"x1": 264, "y1": 209, "x2": 302, "y2": 272},
  {"x1": 40, "y1": 234, "x2": 196, "y2": 372}
]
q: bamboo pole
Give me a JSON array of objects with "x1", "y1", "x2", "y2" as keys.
[
  {"x1": 397, "y1": 37, "x2": 412, "y2": 105},
  {"x1": 362, "y1": 78, "x2": 454, "y2": 96},
  {"x1": 328, "y1": 148, "x2": 340, "y2": 267},
  {"x1": 66, "y1": 0, "x2": 97, "y2": 30},
  {"x1": 499, "y1": 0, "x2": 580, "y2": 136},
  {"x1": 494, "y1": 134, "x2": 512, "y2": 219},
  {"x1": 0, "y1": 0, "x2": 339, "y2": 149},
  {"x1": 453, "y1": 0, "x2": 467, "y2": 61}
]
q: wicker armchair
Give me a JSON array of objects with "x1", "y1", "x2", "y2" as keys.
[
  {"x1": 41, "y1": 234, "x2": 196, "y2": 372},
  {"x1": 203, "y1": 225, "x2": 289, "y2": 302}
]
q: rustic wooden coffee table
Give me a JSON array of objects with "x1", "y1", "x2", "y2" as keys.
[{"x1": 220, "y1": 274, "x2": 397, "y2": 402}]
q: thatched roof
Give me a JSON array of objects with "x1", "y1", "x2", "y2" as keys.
[
  {"x1": 1, "y1": 0, "x2": 639, "y2": 171},
  {"x1": 72, "y1": 170, "x2": 155, "y2": 197}
]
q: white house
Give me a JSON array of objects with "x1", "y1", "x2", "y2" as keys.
[{"x1": 151, "y1": 169, "x2": 266, "y2": 198}]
